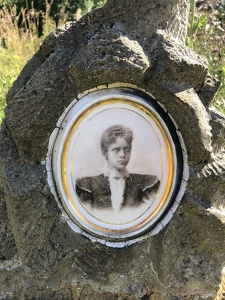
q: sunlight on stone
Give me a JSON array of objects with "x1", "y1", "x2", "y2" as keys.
[{"x1": 207, "y1": 206, "x2": 225, "y2": 223}]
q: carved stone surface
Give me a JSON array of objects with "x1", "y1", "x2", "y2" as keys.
[{"x1": 0, "y1": 0, "x2": 225, "y2": 299}]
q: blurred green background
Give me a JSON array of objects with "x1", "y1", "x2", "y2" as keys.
[{"x1": 0, "y1": 0, "x2": 225, "y2": 124}]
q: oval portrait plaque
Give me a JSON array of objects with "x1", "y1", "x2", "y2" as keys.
[{"x1": 48, "y1": 88, "x2": 188, "y2": 245}]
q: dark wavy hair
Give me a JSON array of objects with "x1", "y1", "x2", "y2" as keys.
[{"x1": 100, "y1": 125, "x2": 133, "y2": 158}]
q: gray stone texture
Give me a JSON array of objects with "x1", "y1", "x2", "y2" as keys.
[{"x1": 0, "y1": 0, "x2": 225, "y2": 299}]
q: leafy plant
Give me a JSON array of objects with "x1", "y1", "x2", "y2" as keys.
[
  {"x1": 0, "y1": 0, "x2": 225, "y2": 124},
  {"x1": 1, "y1": 0, "x2": 107, "y2": 25},
  {"x1": 187, "y1": 0, "x2": 225, "y2": 113}
]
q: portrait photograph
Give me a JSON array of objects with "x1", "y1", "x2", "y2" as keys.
[
  {"x1": 52, "y1": 88, "x2": 182, "y2": 241},
  {"x1": 68, "y1": 105, "x2": 167, "y2": 225}
]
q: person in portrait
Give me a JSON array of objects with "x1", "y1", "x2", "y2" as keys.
[{"x1": 75, "y1": 124, "x2": 160, "y2": 212}]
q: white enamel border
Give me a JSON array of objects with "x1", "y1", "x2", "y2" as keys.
[{"x1": 46, "y1": 87, "x2": 189, "y2": 247}]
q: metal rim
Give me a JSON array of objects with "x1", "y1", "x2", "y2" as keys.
[{"x1": 47, "y1": 87, "x2": 188, "y2": 244}]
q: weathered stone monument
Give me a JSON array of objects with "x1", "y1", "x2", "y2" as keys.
[{"x1": 1, "y1": 0, "x2": 225, "y2": 299}]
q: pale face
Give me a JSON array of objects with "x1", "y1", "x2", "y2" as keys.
[{"x1": 106, "y1": 136, "x2": 131, "y2": 172}]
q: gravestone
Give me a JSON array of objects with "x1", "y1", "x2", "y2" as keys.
[{"x1": 1, "y1": 0, "x2": 225, "y2": 299}]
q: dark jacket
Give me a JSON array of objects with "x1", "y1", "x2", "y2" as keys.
[{"x1": 76, "y1": 173, "x2": 160, "y2": 209}]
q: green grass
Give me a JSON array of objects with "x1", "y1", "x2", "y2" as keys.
[
  {"x1": 0, "y1": 4, "x2": 55, "y2": 123},
  {"x1": 0, "y1": 1, "x2": 225, "y2": 125},
  {"x1": 0, "y1": 48, "x2": 34, "y2": 123},
  {"x1": 186, "y1": 0, "x2": 225, "y2": 113}
]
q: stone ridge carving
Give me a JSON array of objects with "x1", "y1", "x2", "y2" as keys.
[
  {"x1": 0, "y1": 0, "x2": 225, "y2": 299},
  {"x1": 68, "y1": 24, "x2": 150, "y2": 89}
]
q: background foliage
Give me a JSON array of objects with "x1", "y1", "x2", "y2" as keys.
[
  {"x1": 0, "y1": 0, "x2": 106, "y2": 26},
  {"x1": 187, "y1": 0, "x2": 225, "y2": 114},
  {"x1": 0, "y1": 0, "x2": 225, "y2": 123}
]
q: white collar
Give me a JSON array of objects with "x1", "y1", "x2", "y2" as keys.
[{"x1": 104, "y1": 168, "x2": 129, "y2": 179}]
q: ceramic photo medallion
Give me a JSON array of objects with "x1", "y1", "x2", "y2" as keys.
[{"x1": 47, "y1": 88, "x2": 188, "y2": 246}]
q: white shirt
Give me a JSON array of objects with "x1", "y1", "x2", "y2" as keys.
[{"x1": 104, "y1": 169, "x2": 129, "y2": 212}]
